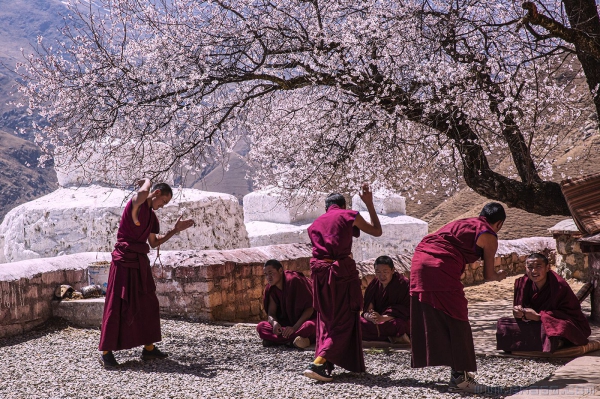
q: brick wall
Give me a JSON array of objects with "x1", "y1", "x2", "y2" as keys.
[
  {"x1": 153, "y1": 244, "x2": 312, "y2": 322},
  {"x1": 0, "y1": 253, "x2": 109, "y2": 339}
]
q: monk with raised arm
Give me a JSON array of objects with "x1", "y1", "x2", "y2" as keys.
[
  {"x1": 302, "y1": 184, "x2": 382, "y2": 382},
  {"x1": 410, "y1": 202, "x2": 507, "y2": 393},
  {"x1": 256, "y1": 259, "x2": 316, "y2": 349},
  {"x1": 496, "y1": 253, "x2": 590, "y2": 353},
  {"x1": 98, "y1": 179, "x2": 195, "y2": 368},
  {"x1": 361, "y1": 255, "x2": 410, "y2": 344}
]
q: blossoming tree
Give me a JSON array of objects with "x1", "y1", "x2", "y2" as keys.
[{"x1": 16, "y1": 0, "x2": 600, "y2": 215}]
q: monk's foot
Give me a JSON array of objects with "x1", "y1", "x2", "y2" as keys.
[
  {"x1": 388, "y1": 333, "x2": 411, "y2": 345},
  {"x1": 99, "y1": 351, "x2": 119, "y2": 368},
  {"x1": 303, "y1": 363, "x2": 333, "y2": 382},
  {"x1": 292, "y1": 336, "x2": 311, "y2": 350},
  {"x1": 141, "y1": 346, "x2": 169, "y2": 361}
]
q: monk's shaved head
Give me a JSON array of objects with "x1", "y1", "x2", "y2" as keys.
[
  {"x1": 480, "y1": 202, "x2": 506, "y2": 224},
  {"x1": 374, "y1": 255, "x2": 394, "y2": 270},
  {"x1": 527, "y1": 253, "x2": 548, "y2": 265},
  {"x1": 264, "y1": 259, "x2": 283, "y2": 270},
  {"x1": 325, "y1": 193, "x2": 346, "y2": 210},
  {"x1": 152, "y1": 182, "x2": 173, "y2": 198}
]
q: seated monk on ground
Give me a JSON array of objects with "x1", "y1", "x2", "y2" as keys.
[
  {"x1": 256, "y1": 259, "x2": 316, "y2": 349},
  {"x1": 496, "y1": 253, "x2": 591, "y2": 353},
  {"x1": 360, "y1": 255, "x2": 411, "y2": 344}
]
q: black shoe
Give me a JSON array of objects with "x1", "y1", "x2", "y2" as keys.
[
  {"x1": 99, "y1": 352, "x2": 119, "y2": 368},
  {"x1": 141, "y1": 346, "x2": 168, "y2": 361},
  {"x1": 303, "y1": 363, "x2": 333, "y2": 382}
]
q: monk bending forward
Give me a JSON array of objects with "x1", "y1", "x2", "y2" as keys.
[
  {"x1": 303, "y1": 184, "x2": 382, "y2": 382},
  {"x1": 361, "y1": 255, "x2": 410, "y2": 344},
  {"x1": 496, "y1": 253, "x2": 590, "y2": 353},
  {"x1": 98, "y1": 179, "x2": 194, "y2": 368},
  {"x1": 410, "y1": 203, "x2": 507, "y2": 393},
  {"x1": 257, "y1": 259, "x2": 316, "y2": 349}
]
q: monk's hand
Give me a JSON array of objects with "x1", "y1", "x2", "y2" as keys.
[
  {"x1": 522, "y1": 308, "x2": 541, "y2": 322},
  {"x1": 371, "y1": 311, "x2": 384, "y2": 324},
  {"x1": 282, "y1": 326, "x2": 296, "y2": 339},
  {"x1": 496, "y1": 269, "x2": 508, "y2": 281},
  {"x1": 136, "y1": 178, "x2": 151, "y2": 188},
  {"x1": 174, "y1": 216, "x2": 195, "y2": 233},
  {"x1": 272, "y1": 321, "x2": 282, "y2": 335},
  {"x1": 359, "y1": 183, "x2": 374, "y2": 204},
  {"x1": 513, "y1": 306, "x2": 524, "y2": 319}
]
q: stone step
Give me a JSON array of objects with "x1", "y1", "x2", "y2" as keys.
[{"x1": 51, "y1": 298, "x2": 105, "y2": 328}]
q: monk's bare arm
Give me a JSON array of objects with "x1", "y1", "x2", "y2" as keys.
[
  {"x1": 267, "y1": 295, "x2": 279, "y2": 326},
  {"x1": 148, "y1": 216, "x2": 195, "y2": 248},
  {"x1": 131, "y1": 178, "x2": 152, "y2": 225},
  {"x1": 132, "y1": 178, "x2": 152, "y2": 207},
  {"x1": 354, "y1": 183, "x2": 382, "y2": 237},
  {"x1": 478, "y1": 233, "x2": 506, "y2": 281},
  {"x1": 292, "y1": 307, "x2": 314, "y2": 331}
]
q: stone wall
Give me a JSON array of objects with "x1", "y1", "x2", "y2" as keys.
[
  {"x1": 0, "y1": 237, "x2": 557, "y2": 339},
  {"x1": 0, "y1": 253, "x2": 110, "y2": 339},
  {"x1": 549, "y1": 219, "x2": 589, "y2": 280},
  {"x1": 153, "y1": 245, "x2": 312, "y2": 322}
]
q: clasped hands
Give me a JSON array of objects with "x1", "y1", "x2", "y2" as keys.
[
  {"x1": 271, "y1": 321, "x2": 297, "y2": 339},
  {"x1": 513, "y1": 305, "x2": 540, "y2": 322},
  {"x1": 364, "y1": 310, "x2": 392, "y2": 324}
]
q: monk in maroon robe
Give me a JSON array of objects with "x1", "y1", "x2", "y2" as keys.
[
  {"x1": 98, "y1": 179, "x2": 195, "y2": 368},
  {"x1": 302, "y1": 184, "x2": 382, "y2": 382},
  {"x1": 410, "y1": 202, "x2": 507, "y2": 393},
  {"x1": 361, "y1": 255, "x2": 410, "y2": 343},
  {"x1": 496, "y1": 253, "x2": 590, "y2": 353},
  {"x1": 257, "y1": 259, "x2": 316, "y2": 349}
]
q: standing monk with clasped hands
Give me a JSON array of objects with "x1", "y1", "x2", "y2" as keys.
[
  {"x1": 303, "y1": 183, "x2": 382, "y2": 382},
  {"x1": 98, "y1": 179, "x2": 195, "y2": 368}
]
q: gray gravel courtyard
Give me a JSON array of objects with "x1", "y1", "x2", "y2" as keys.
[{"x1": 0, "y1": 318, "x2": 566, "y2": 399}]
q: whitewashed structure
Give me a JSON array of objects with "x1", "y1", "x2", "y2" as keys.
[
  {"x1": 0, "y1": 185, "x2": 249, "y2": 263},
  {"x1": 351, "y1": 193, "x2": 428, "y2": 261},
  {"x1": 245, "y1": 190, "x2": 428, "y2": 261}
]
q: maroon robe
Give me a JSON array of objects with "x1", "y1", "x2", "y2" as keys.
[
  {"x1": 410, "y1": 216, "x2": 495, "y2": 371},
  {"x1": 98, "y1": 199, "x2": 161, "y2": 351},
  {"x1": 496, "y1": 270, "x2": 591, "y2": 352},
  {"x1": 360, "y1": 272, "x2": 410, "y2": 341},
  {"x1": 308, "y1": 205, "x2": 364, "y2": 372},
  {"x1": 257, "y1": 270, "x2": 316, "y2": 344}
]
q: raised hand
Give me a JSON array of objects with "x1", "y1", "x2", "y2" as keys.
[
  {"x1": 359, "y1": 183, "x2": 374, "y2": 205},
  {"x1": 174, "y1": 215, "x2": 195, "y2": 233}
]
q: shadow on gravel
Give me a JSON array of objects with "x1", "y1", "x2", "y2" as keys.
[
  {"x1": 331, "y1": 373, "x2": 450, "y2": 393},
  {"x1": 0, "y1": 318, "x2": 70, "y2": 349},
  {"x1": 113, "y1": 358, "x2": 220, "y2": 378}
]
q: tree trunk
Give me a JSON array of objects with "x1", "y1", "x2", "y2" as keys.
[{"x1": 563, "y1": 0, "x2": 600, "y2": 119}]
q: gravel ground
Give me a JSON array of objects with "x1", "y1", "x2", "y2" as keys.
[{"x1": 0, "y1": 319, "x2": 565, "y2": 399}]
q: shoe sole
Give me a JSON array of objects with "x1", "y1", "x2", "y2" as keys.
[
  {"x1": 303, "y1": 369, "x2": 333, "y2": 382},
  {"x1": 98, "y1": 356, "x2": 118, "y2": 369}
]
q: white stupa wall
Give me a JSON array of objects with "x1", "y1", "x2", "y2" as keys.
[
  {"x1": 245, "y1": 221, "x2": 311, "y2": 247},
  {"x1": 243, "y1": 189, "x2": 326, "y2": 224},
  {"x1": 244, "y1": 191, "x2": 428, "y2": 262},
  {"x1": 351, "y1": 192, "x2": 406, "y2": 215},
  {"x1": 353, "y1": 213, "x2": 428, "y2": 261},
  {"x1": 0, "y1": 186, "x2": 249, "y2": 263}
]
